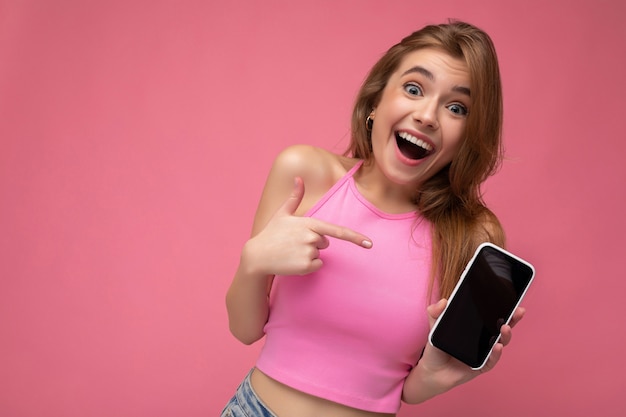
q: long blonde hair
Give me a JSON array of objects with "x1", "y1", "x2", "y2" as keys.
[{"x1": 346, "y1": 21, "x2": 505, "y2": 298}]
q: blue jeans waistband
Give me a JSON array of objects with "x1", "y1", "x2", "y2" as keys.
[{"x1": 221, "y1": 369, "x2": 277, "y2": 417}]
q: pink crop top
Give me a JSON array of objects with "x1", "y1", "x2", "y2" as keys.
[{"x1": 255, "y1": 161, "x2": 436, "y2": 413}]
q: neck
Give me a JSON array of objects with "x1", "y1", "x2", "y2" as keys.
[{"x1": 353, "y1": 159, "x2": 418, "y2": 214}]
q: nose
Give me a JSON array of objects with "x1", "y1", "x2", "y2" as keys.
[{"x1": 413, "y1": 99, "x2": 439, "y2": 130}]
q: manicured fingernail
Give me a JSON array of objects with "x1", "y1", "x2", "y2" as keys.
[{"x1": 362, "y1": 240, "x2": 372, "y2": 248}]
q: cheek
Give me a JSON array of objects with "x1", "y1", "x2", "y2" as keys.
[
  {"x1": 445, "y1": 122, "x2": 467, "y2": 151},
  {"x1": 451, "y1": 138, "x2": 465, "y2": 160},
  {"x1": 441, "y1": 133, "x2": 466, "y2": 165},
  {"x1": 370, "y1": 117, "x2": 393, "y2": 146},
  {"x1": 450, "y1": 135, "x2": 465, "y2": 153},
  {"x1": 370, "y1": 131, "x2": 390, "y2": 156}
]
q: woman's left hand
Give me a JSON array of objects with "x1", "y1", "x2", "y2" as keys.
[{"x1": 402, "y1": 299, "x2": 525, "y2": 404}]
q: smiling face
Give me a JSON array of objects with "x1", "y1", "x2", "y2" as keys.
[{"x1": 368, "y1": 48, "x2": 471, "y2": 189}]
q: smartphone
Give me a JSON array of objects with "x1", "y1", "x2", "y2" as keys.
[{"x1": 428, "y1": 242, "x2": 535, "y2": 370}]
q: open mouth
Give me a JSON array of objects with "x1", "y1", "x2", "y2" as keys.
[{"x1": 395, "y1": 131, "x2": 433, "y2": 160}]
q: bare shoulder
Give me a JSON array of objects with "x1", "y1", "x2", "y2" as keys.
[
  {"x1": 250, "y1": 145, "x2": 357, "y2": 234},
  {"x1": 269, "y1": 145, "x2": 356, "y2": 214},
  {"x1": 271, "y1": 145, "x2": 352, "y2": 183}
]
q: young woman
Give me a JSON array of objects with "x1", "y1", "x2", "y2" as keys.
[{"x1": 222, "y1": 20, "x2": 525, "y2": 417}]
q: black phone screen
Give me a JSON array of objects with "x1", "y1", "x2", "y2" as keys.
[{"x1": 429, "y1": 244, "x2": 535, "y2": 369}]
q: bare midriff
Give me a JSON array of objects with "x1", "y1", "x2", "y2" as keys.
[{"x1": 249, "y1": 368, "x2": 396, "y2": 417}]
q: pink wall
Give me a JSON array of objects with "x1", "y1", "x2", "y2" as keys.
[{"x1": 1, "y1": 1, "x2": 624, "y2": 416}]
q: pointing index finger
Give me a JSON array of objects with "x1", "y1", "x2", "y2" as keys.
[{"x1": 307, "y1": 218, "x2": 372, "y2": 248}]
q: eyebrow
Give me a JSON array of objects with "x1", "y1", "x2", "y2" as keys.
[{"x1": 401, "y1": 65, "x2": 471, "y2": 97}]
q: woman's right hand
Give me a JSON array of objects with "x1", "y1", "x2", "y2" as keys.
[{"x1": 241, "y1": 177, "x2": 372, "y2": 278}]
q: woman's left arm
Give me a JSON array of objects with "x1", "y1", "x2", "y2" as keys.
[{"x1": 401, "y1": 300, "x2": 525, "y2": 404}]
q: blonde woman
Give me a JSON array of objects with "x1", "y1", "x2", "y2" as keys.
[{"x1": 223, "y1": 20, "x2": 524, "y2": 417}]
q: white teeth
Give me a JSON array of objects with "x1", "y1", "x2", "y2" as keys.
[{"x1": 397, "y1": 131, "x2": 433, "y2": 152}]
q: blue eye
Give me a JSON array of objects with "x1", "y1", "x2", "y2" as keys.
[
  {"x1": 448, "y1": 103, "x2": 468, "y2": 116},
  {"x1": 404, "y1": 83, "x2": 422, "y2": 96}
]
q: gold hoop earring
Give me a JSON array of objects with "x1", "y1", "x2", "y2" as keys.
[{"x1": 366, "y1": 115, "x2": 373, "y2": 131}]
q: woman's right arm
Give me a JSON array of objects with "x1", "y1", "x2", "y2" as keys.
[
  {"x1": 225, "y1": 146, "x2": 373, "y2": 345},
  {"x1": 225, "y1": 148, "x2": 306, "y2": 345}
]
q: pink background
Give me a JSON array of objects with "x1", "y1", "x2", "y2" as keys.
[{"x1": 1, "y1": 1, "x2": 625, "y2": 416}]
